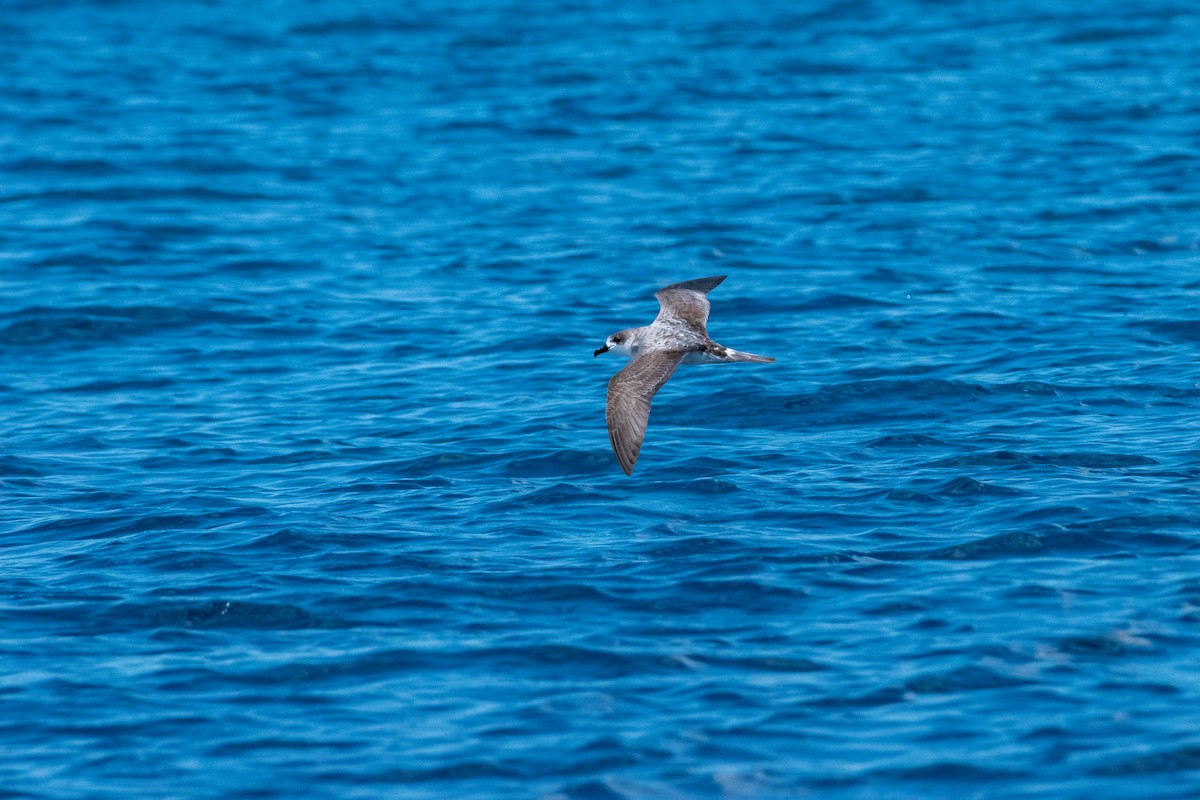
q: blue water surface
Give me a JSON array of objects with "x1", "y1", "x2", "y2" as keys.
[{"x1": 3, "y1": 1, "x2": 1200, "y2": 797}]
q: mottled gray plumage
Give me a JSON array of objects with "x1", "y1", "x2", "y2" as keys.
[{"x1": 594, "y1": 275, "x2": 775, "y2": 475}]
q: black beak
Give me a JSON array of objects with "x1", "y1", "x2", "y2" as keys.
[{"x1": 593, "y1": 344, "x2": 610, "y2": 358}]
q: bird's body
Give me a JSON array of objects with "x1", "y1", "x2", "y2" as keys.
[{"x1": 594, "y1": 276, "x2": 774, "y2": 475}]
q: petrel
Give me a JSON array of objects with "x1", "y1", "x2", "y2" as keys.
[{"x1": 594, "y1": 275, "x2": 774, "y2": 475}]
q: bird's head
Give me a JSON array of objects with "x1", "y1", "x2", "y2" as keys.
[{"x1": 594, "y1": 329, "x2": 635, "y2": 358}]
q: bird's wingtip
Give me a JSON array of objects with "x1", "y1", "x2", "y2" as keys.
[{"x1": 659, "y1": 275, "x2": 726, "y2": 295}]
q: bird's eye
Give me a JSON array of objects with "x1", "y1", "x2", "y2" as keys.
[{"x1": 613, "y1": 336, "x2": 623, "y2": 343}]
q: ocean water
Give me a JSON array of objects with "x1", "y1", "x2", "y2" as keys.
[{"x1": 3, "y1": 1, "x2": 1200, "y2": 797}]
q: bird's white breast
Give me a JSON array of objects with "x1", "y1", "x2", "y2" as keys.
[{"x1": 608, "y1": 341, "x2": 636, "y2": 358}]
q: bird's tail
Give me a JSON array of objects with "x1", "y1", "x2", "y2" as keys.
[
  {"x1": 727, "y1": 350, "x2": 775, "y2": 363},
  {"x1": 707, "y1": 343, "x2": 775, "y2": 363}
]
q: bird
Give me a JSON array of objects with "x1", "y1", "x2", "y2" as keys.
[{"x1": 594, "y1": 275, "x2": 774, "y2": 475}]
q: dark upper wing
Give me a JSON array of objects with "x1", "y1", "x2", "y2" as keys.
[
  {"x1": 654, "y1": 275, "x2": 726, "y2": 331},
  {"x1": 605, "y1": 350, "x2": 686, "y2": 476}
]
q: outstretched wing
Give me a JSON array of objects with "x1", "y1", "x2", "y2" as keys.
[
  {"x1": 654, "y1": 275, "x2": 726, "y2": 332},
  {"x1": 605, "y1": 350, "x2": 686, "y2": 475}
]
